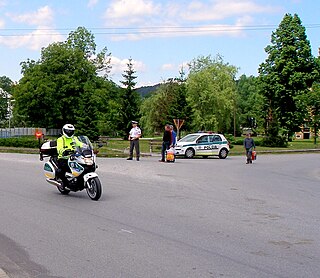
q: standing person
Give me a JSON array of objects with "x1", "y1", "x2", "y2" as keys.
[
  {"x1": 160, "y1": 124, "x2": 172, "y2": 162},
  {"x1": 243, "y1": 133, "x2": 256, "y2": 164},
  {"x1": 170, "y1": 125, "x2": 177, "y2": 148},
  {"x1": 127, "y1": 121, "x2": 141, "y2": 161}
]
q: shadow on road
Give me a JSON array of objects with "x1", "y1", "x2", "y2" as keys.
[{"x1": 0, "y1": 233, "x2": 63, "y2": 278}]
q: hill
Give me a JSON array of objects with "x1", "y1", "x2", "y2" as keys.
[{"x1": 135, "y1": 84, "x2": 160, "y2": 98}]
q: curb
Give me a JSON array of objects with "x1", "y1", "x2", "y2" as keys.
[
  {"x1": 1, "y1": 147, "x2": 320, "y2": 157},
  {"x1": 231, "y1": 148, "x2": 320, "y2": 155},
  {"x1": 0, "y1": 269, "x2": 10, "y2": 278}
]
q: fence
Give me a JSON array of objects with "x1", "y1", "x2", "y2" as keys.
[{"x1": 0, "y1": 128, "x2": 60, "y2": 138}]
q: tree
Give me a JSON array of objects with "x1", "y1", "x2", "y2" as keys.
[
  {"x1": 259, "y1": 13, "x2": 318, "y2": 140},
  {"x1": 0, "y1": 76, "x2": 13, "y2": 93},
  {"x1": 14, "y1": 42, "x2": 95, "y2": 128},
  {"x1": 119, "y1": 58, "x2": 140, "y2": 137},
  {"x1": 186, "y1": 55, "x2": 237, "y2": 133},
  {"x1": 13, "y1": 27, "x2": 114, "y2": 140},
  {"x1": 67, "y1": 26, "x2": 112, "y2": 77},
  {"x1": 302, "y1": 83, "x2": 320, "y2": 144},
  {"x1": 0, "y1": 76, "x2": 13, "y2": 124},
  {"x1": 236, "y1": 75, "x2": 264, "y2": 134},
  {"x1": 93, "y1": 79, "x2": 123, "y2": 137},
  {"x1": 0, "y1": 88, "x2": 8, "y2": 123},
  {"x1": 140, "y1": 78, "x2": 191, "y2": 134}
]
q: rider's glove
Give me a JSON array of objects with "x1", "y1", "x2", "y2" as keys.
[{"x1": 63, "y1": 149, "x2": 74, "y2": 157}]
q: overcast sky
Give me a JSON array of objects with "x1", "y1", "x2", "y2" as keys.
[{"x1": 0, "y1": 0, "x2": 319, "y2": 87}]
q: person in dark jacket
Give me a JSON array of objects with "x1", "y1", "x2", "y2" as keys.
[
  {"x1": 160, "y1": 124, "x2": 172, "y2": 162},
  {"x1": 243, "y1": 133, "x2": 256, "y2": 164}
]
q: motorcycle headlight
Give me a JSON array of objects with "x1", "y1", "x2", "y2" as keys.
[{"x1": 84, "y1": 158, "x2": 94, "y2": 165}]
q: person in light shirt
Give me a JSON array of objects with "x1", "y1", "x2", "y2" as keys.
[{"x1": 127, "y1": 121, "x2": 141, "y2": 161}]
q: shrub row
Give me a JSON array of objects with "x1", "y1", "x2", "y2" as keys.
[
  {"x1": 224, "y1": 134, "x2": 287, "y2": 148},
  {"x1": 0, "y1": 137, "x2": 40, "y2": 148},
  {"x1": 0, "y1": 135, "x2": 288, "y2": 149},
  {"x1": 225, "y1": 135, "x2": 262, "y2": 146},
  {"x1": 261, "y1": 136, "x2": 288, "y2": 148}
]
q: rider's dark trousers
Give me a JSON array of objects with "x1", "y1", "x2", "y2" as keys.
[{"x1": 57, "y1": 158, "x2": 70, "y2": 185}]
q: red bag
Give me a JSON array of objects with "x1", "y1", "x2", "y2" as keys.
[
  {"x1": 166, "y1": 148, "x2": 175, "y2": 163},
  {"x1": 251, "y1": 151, "x2": 257, "y2": 161}
]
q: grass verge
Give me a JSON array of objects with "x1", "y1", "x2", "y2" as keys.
[{"x1": 1, "y1": 138, "x2": 320, "y2": 157}]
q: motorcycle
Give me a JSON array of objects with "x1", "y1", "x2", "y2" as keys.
[{"x1": 39, "y1": 135, "x2": 102, "y2": 201}]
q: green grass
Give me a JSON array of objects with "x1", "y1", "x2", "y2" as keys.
[
  {"x1": 231, "y1": 138, "x2": 320, "y2": 155},
  {"x1": 0, "y1": 147, "x2": 39, "y2": 154},
  {"x1": 99, "y1": 138, "x2": 320, "y2": 157},
  {"x1": 96, "y1": 138, "x2": 162, "y2": 157},
  {"x1": 1, "y1": 137, "x2": 319, "y2": 157},
  {"x1": 287, "y1": 139, "x2": 320, "y2": 149}
]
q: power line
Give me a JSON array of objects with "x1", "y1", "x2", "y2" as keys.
[
  {"x1": 0, "y1": 23, "x2": 320, "y2": 37},
  {"x1": 1, "y1": 23, "x2": 320, "y2": 30}
]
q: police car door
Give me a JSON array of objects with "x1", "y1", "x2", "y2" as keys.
[
  {"x1": 211, "y1": 135, "x2": 222, "y2": 155},
  {"x1": 196, "y1": 135, "x2": 212, "y2": 156}
]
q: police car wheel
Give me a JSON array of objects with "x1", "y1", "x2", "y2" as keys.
[
  {"x1": 219, "y1": 148, "x2": 228, "y2": 159},
  {"x1": 185, "y1": 148, "x2": 195, "y2": 159}
]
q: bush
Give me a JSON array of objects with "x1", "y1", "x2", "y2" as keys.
[
  {"x1": 234, "y1": 138, "x2": 245, "y2": 145},
  {"x1": 228, "y1": 135, "x2": 287, "y2": 148},
  {"x1": 0, "y1": 137, "x2": 40, "y2": 148},
  {"x1": 228, "y1": 137, "x2": 262, "y2": 146},
  {"x1": 261, "y1": 135, "x2": 288, "y2": 147},
  {"x1": 224, "y1": 134, "x2": 235, "y2": 142},
  {"x1": 224, "y1": 134, "x2": 235, "y2": 149}
]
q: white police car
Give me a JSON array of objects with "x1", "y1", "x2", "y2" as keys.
[{"x1": 175, "y1": 133, "x2": 230, "y2": 159}]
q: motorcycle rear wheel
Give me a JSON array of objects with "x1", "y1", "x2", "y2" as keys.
[{"x1": 86, "y1": 177, "x2": 102, "y2": 201}]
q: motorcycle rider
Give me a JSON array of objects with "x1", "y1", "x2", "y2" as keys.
[{"x1": 56, "y1": 124, "x2": 82, "y2": 188}]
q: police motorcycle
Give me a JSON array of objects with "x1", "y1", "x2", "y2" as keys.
[{"x1": 39, "y1": 135, "x2": 102, "y2": 201}]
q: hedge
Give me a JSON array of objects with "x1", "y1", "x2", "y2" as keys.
[
  {"x1": 0, "y1": 137, "x2": 40, "y2": 148},
  {"x1": 224, "y1": 135, "x2": 262, "y2": 147}
]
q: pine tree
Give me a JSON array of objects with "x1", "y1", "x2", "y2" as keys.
[
  {"x1": 259, "y1": 13, "x2": 318, "y2": 140},
  {"x1": 119, "y1": 58, "x2": 140, "y2": 137}
]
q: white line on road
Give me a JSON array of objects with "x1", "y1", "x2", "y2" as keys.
[{"x1": 118, "y1": 229, "x2": 134, "y2": 234}]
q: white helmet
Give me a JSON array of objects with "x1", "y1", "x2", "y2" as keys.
[{"x1": 62, "y1": 124, "x2": 75, "y2": 138}]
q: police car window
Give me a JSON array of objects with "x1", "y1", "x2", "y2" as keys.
[
  {"x1": 197, "y1": 136, "x2": 209, "y2": 143},
  {"x1": 179, "y1": 134, "x2": 199, "y2": 142},
  {"x1": 213, "y1": 135, "x2": 222, "y2": 142}
]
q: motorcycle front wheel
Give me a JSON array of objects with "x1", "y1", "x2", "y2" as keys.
[{"x1": 86, "y1": 177, "x2": 102, "y2": 201}]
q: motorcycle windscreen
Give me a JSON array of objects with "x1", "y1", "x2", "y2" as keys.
[{"x1": 74, "y1": 135, "x2": 93, "y2": 155}]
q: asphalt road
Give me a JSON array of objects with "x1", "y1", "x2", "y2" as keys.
[{"x1": 0, "y1": 153, "x2": 319, "y2": 278}]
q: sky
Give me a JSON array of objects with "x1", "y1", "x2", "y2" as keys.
[{"x1": 0, "y1": 0, "x2": 319, "y2": 87}]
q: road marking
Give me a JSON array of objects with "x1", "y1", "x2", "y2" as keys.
[
  {"x1": 0, "y1": 268, "x2": 10, "y2": 278},
  {"x1": 119, "y1": 229, "x2": 133, "y2": 234}
]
